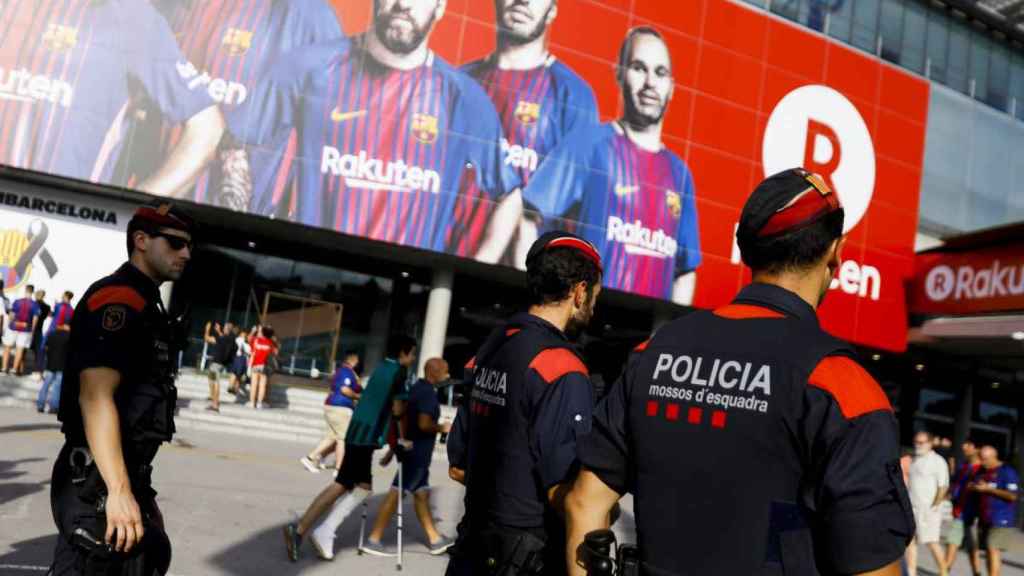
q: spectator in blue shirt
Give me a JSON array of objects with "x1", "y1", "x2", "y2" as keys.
[
  {"x1": 301, "y1": 351, "x2": 362, "y2": 475},
  {"x1": 971, "y1": 445, "x2": 1019, "y2": 576},
  {"x1": 360, "y1": 357, "x2": 455, "y2": 557}
]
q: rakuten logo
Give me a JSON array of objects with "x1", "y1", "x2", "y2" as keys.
[
  {"x1": 501, "y1": 138, "x2": 538, "y2": 172},
  {"x1": 176, "y1": 61, "x2": 247, "y2": 106},
  {"x1": 606, "y1": 216, "x2": 676, "y2": 258},
  {"x1": 321, "y1": 147, "x2": 441, "y2": 194},
  {"x1": 762, "y1": 85, "x2": 875, "y2": 233},
  {"x1": 925, "y1": 262, "x2": 1024, "y2": 302},
  {"x1": 0, "y1": 67, "x2": 73, "y2": 108}
]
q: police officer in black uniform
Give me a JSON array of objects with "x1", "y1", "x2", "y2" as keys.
[
  {"x1": 566, "y1": 168, "x2": 915, "y2": 576},
  {"x1": 446, "y1": 231, "x2": 603, "y2": 576},
  {"x1": 50, "y1": 202, "x2": 194, "y2": 575}
]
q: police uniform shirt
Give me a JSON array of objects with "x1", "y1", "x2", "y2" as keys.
[
  {"x1": 58, "y1": 262, "x2": 167, "y2": 446},
  {"x1": 460, "y1": 313, "x2": 594, "y2": 530},
  {"x1": 578, "y1": 283, "x2": 913, "y2": 575}
]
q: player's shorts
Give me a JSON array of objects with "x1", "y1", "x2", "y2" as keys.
[
  {"x1": 2, "y1": 330, "x2": 31, "y2": 349},
  {"x1": 323, "y1": 406, "x2": 353, "y2": 442},
  {"x1": 391, "y1": 457, "x2": 430, "y2": 494},
  {"x1": 943, "y1": 518, "x2": 978, "y2": 549},
  {"x1": 980, "y1": 525, "x2": 1015, "y2": 550},
  {"x1": 335, "y1": 444, "x2": 374, "y2": 489},
  {"x1": 913, "y1": 506, "x2": 942, "y2": 543}
]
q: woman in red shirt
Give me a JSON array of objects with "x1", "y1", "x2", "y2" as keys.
[{"x1": 249, "y1": 325, "x2": 278, "y2": 409}]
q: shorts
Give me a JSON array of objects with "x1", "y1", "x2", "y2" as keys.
[
  {"x1": 943, "y1": 518, "x2": 978, "y2": 549},
  {"x1": 335, "y1": 444, "x2": 375, "y2": 489},
  {"x1": 913, "y1": 506, "x2": 942, "y2": 543},
  {"x1": 980, "y1": 525, "x2": 1015, "y2": 551},
  {"x1": 251, "y1": 364, "x2": 266, "y2": 374},
  {"x1": 208, "y1": 362, "x2": 226, "y2": 377},
  {"x1": 2, "y1": 330, "x2": 31, "y2": 349},
  {"x1": 323, "y1": 406, "x2": 354, "y2": 442},
  {"x1": 231, "y1": 356, "x2": 247, "y2": 375},
  {"x1": 391, "y1": 457, "x2": 430, "y2": 494}
]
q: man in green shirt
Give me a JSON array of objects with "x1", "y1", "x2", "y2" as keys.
[{"x1": 284, "y1": 334, "x2": 417, "y2": 561}]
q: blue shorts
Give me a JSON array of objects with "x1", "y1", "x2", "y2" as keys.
[{"x1": 391, "y1": 457, "x2": 430, "y2": 494}]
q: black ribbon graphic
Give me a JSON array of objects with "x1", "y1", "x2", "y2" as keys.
[{"x1": 12, "y1": 219, "x2": 58, "y2": 280}]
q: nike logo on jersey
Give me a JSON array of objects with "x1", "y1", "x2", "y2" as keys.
[
  {"x1": 321, "y1": 147, "x2": 442, "y2": 194},
  {"x1": 0, "y1": 67, "x2": 73, "y2": 108},
  {"x1": 331, "y1": 108, "x2": 367, "y2": 123},
  {"x1": 500, "y1": 138, "x2": 538, "y2": 172},
  {"x1": 606, "y1": 216, "x2": 677, "y2": 259},
  {"x1": 176, "y1": 61, "x2": 247, "y2": 106}
]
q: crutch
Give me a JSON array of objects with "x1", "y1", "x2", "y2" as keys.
[
  {"x1": 396, "y1": 454, "x2": 404, "y2": 571},
  {"x1": 357, "y1": 495, "x2": 369, "y2": 554}
]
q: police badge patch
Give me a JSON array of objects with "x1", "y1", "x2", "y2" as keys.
[{"x1": 102, "y1": 306, "x2": 126, "y2": 331}]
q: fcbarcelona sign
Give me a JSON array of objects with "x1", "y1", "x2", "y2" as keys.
[{"x1": 0, "y1": 0, "x2": 927, "y2": 351}]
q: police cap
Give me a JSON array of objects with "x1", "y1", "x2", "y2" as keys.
[
  {"x1": 737, "y1": 168, "x2": 844, "y2": 243},
  {"x1": 525, "y1": 231, "x2": 603, "y2": 274},
  {"x1": 129, "y1": 201, "x2": 195, "y2": 235}
]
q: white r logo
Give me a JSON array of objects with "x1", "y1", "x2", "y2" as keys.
[{"x1": 925, "y1": 265, "x2": 955, "y2": 302}]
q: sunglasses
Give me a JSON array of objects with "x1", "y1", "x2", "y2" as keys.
[{"x1": 150, "y1": 232, "x2": 193, "y2": 252}]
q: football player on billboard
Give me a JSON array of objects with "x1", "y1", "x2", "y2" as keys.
[
  {"x1": 480, "y1": 26, "x2": 701, "y2": 305},
  {"x1": 465, "y1": 0, "x2": 598, "y2": 262},
  {"x1": 222, "y1": 0, "x2": 519, "y2": 253},
  {"x1": 0, "y1": 0, "x2": 222, "y2": 196},
  {"x1": 139, "y1": 0, "x2": 342, "y2": 217}
]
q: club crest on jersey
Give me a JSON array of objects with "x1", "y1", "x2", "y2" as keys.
[
  {"x1": 222, "y1": 28, "x2": 253, "y2": 55},
  {"x1": 411, "y1": 113, "x2": 439, "y2": 144},
  {"x1": 666, "y1": 190, "x2": 682, "y2": 219},
  {"x1": 43, "y1": 24, "x2": 78, "y2": 53},
  {"x1": 614, "y1": 184, "x2": 638, "y2": 197},
  {"x1": 515, "y1": 101, "x2": 540, "y2": 125}
]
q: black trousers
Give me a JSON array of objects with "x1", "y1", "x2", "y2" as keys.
[
  {"x1": 49, "y1": 444, "x2": 169, "y2": 576},
  {"x1": 444, "y1": 522, "x2": 566, "y2": 576}
]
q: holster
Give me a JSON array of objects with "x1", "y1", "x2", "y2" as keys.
[{"x1": 479, "y1": 526, "x2": 547, "y2": 576}]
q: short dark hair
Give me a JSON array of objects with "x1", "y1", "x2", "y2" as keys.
[
  {"x1": 25, "y1": 284, "x2": 34, "y2": 293},
  {"x1": 738, "y1": 209, "x2": 843, "y2": 274},
  {"x1": 386, "y1": 334, "x2": 416, "y2": 359},
  {"x1": 343, "y1": 349, "x2": 360, "y2": 360},
  {"x1": 64, "y1": 291, "x2": 74, "y2": 300},
  {"x1": 260, "y1": 325, "x2": 275, "y2": 339},
  {"x1": 527, "y1": 246, "x2": 602, "y2": 306},
  {"x1": 617, "y1": 26, "x2": 666, "y2": 74}
]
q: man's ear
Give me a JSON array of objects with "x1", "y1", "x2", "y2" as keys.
[
  {"x1": 828, "y1": 236, "x2": 846, "y2": 275},
  {"x1": 133, "y1": 230, "x2": 148, "y2": 254}
]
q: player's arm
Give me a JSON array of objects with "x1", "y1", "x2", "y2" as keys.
[
  {"x1": 671, "y1": 166, "x2": 702, "y2": 305},
  {"x1": 804, "y1": 356, "x2": 914, "y2": 575},
  {"x1": 475, "y1": 189, "x2": 524, "y2": 264},
  {"x1": 139, "y1": 105, "x2": 225, "y2": 198}
]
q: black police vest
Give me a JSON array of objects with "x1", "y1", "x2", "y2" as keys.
[
  {"x1": 629, "y1": 310, "x2": 854, "y2": 576},
  {"x1": 464, "y1": 318, "x2": 583, "y2": 531}
]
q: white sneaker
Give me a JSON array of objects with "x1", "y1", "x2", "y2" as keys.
[
  {"x1": 299, "y1": 456, "x2": 321, "y2": 473},
  {"x1": 309, "y1": 523, "x2": 335, "y2": 560}
]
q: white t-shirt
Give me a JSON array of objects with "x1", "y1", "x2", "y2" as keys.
[
  {"x1": 235, "y1": 336, "x2": 251, "y2": 357},
  {"x1": 908, "y1": 450, "x2": 950, "y2": 509}
]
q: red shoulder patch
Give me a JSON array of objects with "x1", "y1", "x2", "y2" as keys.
[
  {"x1": 528, "y1": 348, "x2": 588, "y2": 384},
  {"x1": 464, "y1": 357, "x2": 476, "y2": 370},
  {"x1": 713, "y1": 304, "x2": 785, "y2": 319},
  {"x1": 87, "y1": 286, "x2": 146, "y2": 313},
  {"x1": 809, "y1": 356, "x2": 892, "y2": 419},
  {"x1": 506, "y1": 328, "x2": 521, "y2": 337},
  {"x1": 633, "y1": 339, "x2": 651, "y2": 352}
]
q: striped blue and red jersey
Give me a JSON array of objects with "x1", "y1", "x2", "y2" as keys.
[
  {"x1": 523, "y1": 122, "x2": 701, "y2": 300},
  {"x1": 151, "y1": 0, "x2": 341, "y2": 215},
  {"x1": 228, "y1": 37, "x2": 518, "y2": 253},
  {"x1": 452, "y1": 55, "x2": 597, "y2": 256},
  {"x1": 9, "y1": 296, "x2": 39, "y2": 331},
  {"x1": 0, "y1": 0, "x2": 213, "y2": 185},
  {"x1": 49, "y1": 300, "x2": 73, "y2": 333}
]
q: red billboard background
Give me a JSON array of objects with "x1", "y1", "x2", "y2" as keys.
[{"x1": 331, "y1": 0, "x2": 929, "y2": 351}]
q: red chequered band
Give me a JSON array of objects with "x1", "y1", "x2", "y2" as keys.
[
  {"x1": 687, "y1": 407, "x2": 702, "y2": 424},
  {"x1": 711, "y1": 411, "x2": 727, "y2": 428},
  {"x1": 646, "y1": 401, "x2": 659, "y2": 417},
  {"x1": 665, "y1": 404, "x2": 680, "y2": 421},
  {"x1": 546, "y1": 237, "x2": 603, "y2": 272}
]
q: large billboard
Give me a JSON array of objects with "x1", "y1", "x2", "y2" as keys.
[{"x1": 0, "y1": 0, "x2": 927, "y2": 351}]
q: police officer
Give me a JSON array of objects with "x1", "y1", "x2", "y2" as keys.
[
  {"x1": 565, "y1": 168, "x2": 915, "y2": 576},
  {"x1": 50, "y1": 202, "x2": 194, "y2": 575},
  {"x1": 447, "y1": 231, "x2": 603, "y2": 576}
]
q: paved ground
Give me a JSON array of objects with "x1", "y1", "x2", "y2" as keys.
[{"x1": 1, "y1": 405, "x2": 1022, "y2": 575}]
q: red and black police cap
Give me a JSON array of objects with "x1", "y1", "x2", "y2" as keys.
[
  {"x1": 737, "y1": 168, "x2": 844, "y2": 243},
  {"x1": 526, "y1": 231, "x2": 603, "y2": 274},
  {"x1": 129, "y1": 201, "x2": 195, "y2": 234}
]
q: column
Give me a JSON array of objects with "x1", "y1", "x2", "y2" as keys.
[
  {"x1": 417, "y1": 267, "x2": 454, "y2": 378},
  {"x1": 952, "y1": 382, "x2": 973, "y2": 466}
]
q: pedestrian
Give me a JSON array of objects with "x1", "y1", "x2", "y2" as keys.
[
  {"x1": 49, "y1": 202, "x2": 193, "y2": 575},
  {"x1": 283, "y1": 334, "x2": 416, "y2": 562},
  {"x1": 300, "y1": 350, "x2": 362, "y2": 475},
  {"x1": 249, "y1": 325, "x2": 277, "y2": 409},
  {"x1": 360, "y1": 357, "x2": 454, "y2": 557},
  {"x1": 49, "y1": 291, "x2": 75, "y2": 334},
  {"x1": 228, "y1": 328, "x2": 250, "y2": 396},
  {"x1": 36, "y1": 325, "x2": 71, "y2": 414},
  {"x1": 204, "y1": 321, "x2": 236, "y2": 412},
  {"x1": 907, "y1": 431, "x2": 951, "y2": 576},
  {"x1": 2, "y1": 284, "x2": 41, "y2": 375},
  {"x1": 31, "y1": 289, "x2": 52, "y2": 376},
  {"x1": 446, "y1": 231, "x2": 602, "y2": 576},
  {"x1": 565, "y1": 168, "x2": 914, "y2": 575},
  {"x1": 970, "y1": 445, "x2": 1019, "y2": 576},
  {"x1": 944, "y1": 438, "x2": 983, "y2": 576}
]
